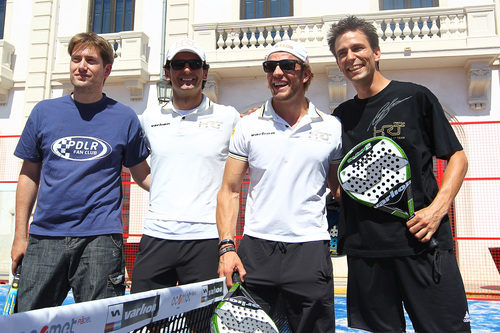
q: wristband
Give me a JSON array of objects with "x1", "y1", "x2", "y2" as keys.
[
  {"x1": 218, "y1": 246, "x2": 236, "y2": 257},
  {"x1": 218, "y1": 239, "x2": 235, "y2": 249}
]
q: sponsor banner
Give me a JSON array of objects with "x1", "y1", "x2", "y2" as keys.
[
  {"x1": 0, "y1": 291, "x2": 158, "y2": 333},
  {"x1": 154, "y1": 278, "x2": 227, "y2": 321},
  {"x1": 104, "y1": 295, "x2": 159, "y2": 332},
  {"x1": 201, "y1": 281, "x2": 224, "y2": 303},
  {"x1": 0, "y1": 278, "x2": 226, "y2": 333}
]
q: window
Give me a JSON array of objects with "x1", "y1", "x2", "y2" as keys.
[
  {"x1": 90, "y1": 0, "x2": 134, "y2": 34},
  {"x1": 379, "y1": 0, "x2": 440, "y2": 40},
  {"x1": 0, "y1": 0, "x2": 5, "y2": 39},
  {"x1": 241, "y1": 0, "x2": 292, "y2": 19},
  {"x1": 380, "y1": 0, "x2": 438, "y2": 10}
]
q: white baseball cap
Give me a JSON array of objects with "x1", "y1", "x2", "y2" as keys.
[
  {"x1": 166, "y1": 38, "x2": 206, "y2": 62},
  {"x1": 265, "y1": 40, "x2": 309, "y2": 63}
]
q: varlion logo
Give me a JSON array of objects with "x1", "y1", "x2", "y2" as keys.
[
  {"x1": 105, "y1": 295, "x2": 159, "y2": 332},
  {"x1": 374, "y1": 181, "x2": 409, "y2": 208},
  {"x1": 201, "y1": 281, "x2": 224, "y2": 302},
  {"x1": 51, "y1": 136, "x2": 112, "y2": 161}
]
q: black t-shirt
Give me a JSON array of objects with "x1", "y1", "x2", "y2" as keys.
[{"x1": 333, "y1": 80, "x2": 462, "y2": 257}]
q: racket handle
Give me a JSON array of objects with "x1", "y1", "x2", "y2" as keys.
[
  {"x1": 232, "y1": 271, "x2": 242, "y2": 284},
  {"x1": 428, "y1": 238, "x2": 439, "y2": 250}
]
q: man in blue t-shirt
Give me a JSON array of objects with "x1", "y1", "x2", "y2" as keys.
[{"x1": 11, "y1": 32, "x2": 151, "y2": 312}]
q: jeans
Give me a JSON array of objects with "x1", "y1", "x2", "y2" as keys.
[{"x1": 17, "y1": 234, "x2": 125, "y2": 312}]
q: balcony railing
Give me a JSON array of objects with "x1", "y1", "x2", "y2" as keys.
[
  {"x1": 213, "y1": 18, "x2": 324, "y2": 51},
  {"x1": 193, "y1": 4, "x2": 499, "y2": 111},
  {"x1": 193, "y1": 4, "x2": 499, "y2": 73},
  {"x1": 52, "y1": 31, "x2": 150, "y2": 100}
]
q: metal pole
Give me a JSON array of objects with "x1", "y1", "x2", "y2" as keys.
[{"x1": 160, "y1": 0, "x2": 167, "y2": 79}]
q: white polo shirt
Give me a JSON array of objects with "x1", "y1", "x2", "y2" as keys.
[
  {"x1": 141, "y1": 95, "x2": 240, "y2": 240},
  {"x1": 229, "y1": 98, "x2": 342, "y2": 242}
]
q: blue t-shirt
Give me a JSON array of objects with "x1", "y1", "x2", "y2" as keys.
[{"x1": 14, "y1": 94, "x2": 149, "y2": 237}]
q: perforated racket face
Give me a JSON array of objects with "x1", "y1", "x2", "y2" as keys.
[
  {"x1": 338, "y1": 137, "x2": 410, "y2": 206},
  {"x1": 212, "y1": 297, "x2": 279, "y2": 333}
]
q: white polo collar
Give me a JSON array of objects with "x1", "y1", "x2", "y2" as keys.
[
  {"x1": 161, "y1": 94, "x2": 212, "y2": 116},
  {"x1": 258, "y1": 98, "x2": 325, "y2": 123}
]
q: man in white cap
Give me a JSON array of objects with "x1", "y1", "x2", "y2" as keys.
[
  {"x1": 216, "y1": 40, "x2": 342, "y2": 332},
  {"x1": 131, "y1": 38, "x2": 240, "y2": 292}
]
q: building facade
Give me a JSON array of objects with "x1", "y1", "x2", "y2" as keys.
[{"x1": 0, "y1": 0, "x2": 499, "y2": 294}]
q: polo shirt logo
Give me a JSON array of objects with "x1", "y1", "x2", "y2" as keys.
[
  {"x1": 199, "y1": 120, "x2": 222, "y2": 130},
  {"x1": 151, "y1": 122, "x2": 171, "y2": 127},
  {"x1": 251, "y1": 131, "x2": 276, "y2": 137},
  {"x1": 308, "y1": 131, "x2": 332, "y2": 143}
]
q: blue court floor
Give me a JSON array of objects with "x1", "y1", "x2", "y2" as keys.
[
  {"x1": 1, "y1": 285, "x2": 499, "y2": 332},
  {"x1": 333, "y1": 295, "x2": 500, "y2": 332}
]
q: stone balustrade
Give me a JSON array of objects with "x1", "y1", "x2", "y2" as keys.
[
  {"x1": 194, "y1": 4, "x2": 497, "y2": 57},
  {"x1": 193, "y1": 4, "x2": 499, "y2": 111}
]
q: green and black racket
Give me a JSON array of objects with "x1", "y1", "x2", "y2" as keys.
[
  {"x1": 337, "y1": 136, "x2": 438, "y2": 249},
  {"x1": 211, "y1": 272, "x2": 279, "y2": 333}
]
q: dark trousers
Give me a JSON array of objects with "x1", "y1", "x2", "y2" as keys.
[
  {"x1": 238, "y1": 235, "x2": 335, "y2": 333},
  {"x1": 131, "y1": 235, "x2": 218, "y2": 293},
  {"x1": 347, "y1": 250, "x2": 471, "y2": 333}
]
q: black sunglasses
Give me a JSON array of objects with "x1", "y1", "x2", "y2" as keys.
[
  {"x1": 169, "y1": 59, "x2": 204, "y2": 70},
  {"x1": 262, "y1": 59, "x2": 303, "y2": 73}
]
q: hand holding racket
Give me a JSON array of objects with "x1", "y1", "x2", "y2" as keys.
[
  {"x1": 2, "y1": 264, "x2": 21, "y2": 315},
  {"x1": 211, "y1": 272, "x2": 279, "y2": 333},
  {"x1": 337, "y1": 136, "x2": 438, "y2": 249}
]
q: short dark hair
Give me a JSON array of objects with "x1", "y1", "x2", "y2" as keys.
[
  {"x1": 327, "y1": 16, "x2": 379, "y2": 58},
  {"x1": 68, "y1": 32, "x2": 114, "y2": 66}
]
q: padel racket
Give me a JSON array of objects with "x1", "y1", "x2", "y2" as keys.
[
  {"x1": 2, "y1": 264, "x2": 21, "y2": 315},
  {"x1": 211, "y1": 272, "x2": 279, "y2": 333},
  {"x1": 326, "y1": 194, "x2": 343, "y2": 257},
  {"x1": 337, "y1": 136, "x2": 438, "y2": 249}
]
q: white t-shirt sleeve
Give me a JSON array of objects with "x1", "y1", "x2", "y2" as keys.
[
  {"x1": 228, "y1": 117, "x2": 249, "y2": 162},
  {"x1": 329, "y1": 115, "x2": 343, "y2": 164}
]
